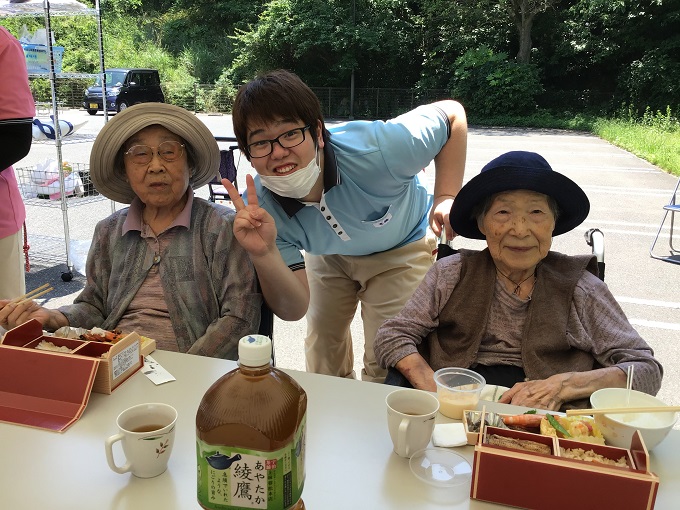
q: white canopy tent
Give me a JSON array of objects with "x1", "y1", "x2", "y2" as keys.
[{"x1": 0, "y1": 0, "x2": 92, "y2": 16}]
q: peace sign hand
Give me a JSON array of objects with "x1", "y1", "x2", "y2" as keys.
[{"x1": 223, "y1": 174, "x2": 278, "y2": 258}]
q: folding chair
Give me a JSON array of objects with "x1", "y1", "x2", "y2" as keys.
[
  {"x1": 209, "y1": 137, "x2": 239, "y2": 204},
  {"x1": 649, "y1": 177, "x2": 680, "y2": 265},
  {"x1": 384, "y1": 230, "x2": 607, "y2": 388}
]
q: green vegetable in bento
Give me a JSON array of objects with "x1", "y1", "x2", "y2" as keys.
[{"x1": 547, "y1": 414, "x2": 571, "y2": 437}]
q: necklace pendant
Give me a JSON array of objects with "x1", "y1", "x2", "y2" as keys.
[{"x1": 153, "y1": 254, "x2": 161, "y2": 265}]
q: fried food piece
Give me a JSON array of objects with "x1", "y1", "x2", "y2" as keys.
[
  {"x1": 539, "y1": 415, "x2": 605, "y2": 445},
  {"x1": 80, "y1": 327, "x2": 124, "y2": 343},
  {"x1": 487, "y1": 434, "x2": 551, "y2": 455}
]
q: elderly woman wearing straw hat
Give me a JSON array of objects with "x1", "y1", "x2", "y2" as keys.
[
  {"x1": 0, "y1": 103, "x2": 261, "y2": 359},
  {"x1": 374, "y1": 151, "x2": 662, "y2": 410}
]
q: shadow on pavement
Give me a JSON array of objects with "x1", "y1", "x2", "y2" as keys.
[{"x1": 25, "y1": 263, "x2": 85, "y2": 307}]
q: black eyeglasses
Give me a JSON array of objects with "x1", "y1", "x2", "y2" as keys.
[
  {"x1": 124, "y1": 140, "x2": 185, "y2": 164},
  {"x1": 246, "y1": 125, "x2": 311, "y2": 158}
]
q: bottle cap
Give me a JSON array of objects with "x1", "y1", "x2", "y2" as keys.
[{"x1": 238, "y1": 335, "x2": 272, "y2": 367}]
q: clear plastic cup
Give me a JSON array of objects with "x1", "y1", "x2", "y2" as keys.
[{"x1": 433, "y1": 368, "x2": 486, "y2": 419}]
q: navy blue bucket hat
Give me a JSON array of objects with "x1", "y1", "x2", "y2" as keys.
[{"x1": 450, "y1": 151, "x2": 590, "y2": 239}]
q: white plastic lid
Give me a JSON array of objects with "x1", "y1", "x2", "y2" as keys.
[
  {"x1": 238, "y1": 335, "x2": 272, "y2": 367},
  {"x1": 409, "y1": 448, "x2": 472, "y2": 487}
]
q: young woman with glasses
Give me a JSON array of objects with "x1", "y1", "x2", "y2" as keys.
[{"x1": 224, "y1": 69, "x2": 468, "y2": 383}]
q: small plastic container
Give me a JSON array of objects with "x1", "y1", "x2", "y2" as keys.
[
  {"x1": 433, "y1": 367, "x2": 485, "y2": 419},
  {"x1": 409, "y1": 447, "x2": 472, "y2": 487},
  {"x1": 409, "y1": 447, "x2": 472, "y2": 505}
]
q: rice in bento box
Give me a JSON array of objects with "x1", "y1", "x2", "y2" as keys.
[{"x1": 560, "y1": 447, "x2": 628, "y2": 467}]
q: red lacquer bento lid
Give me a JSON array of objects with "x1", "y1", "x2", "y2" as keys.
[{"x1": 0, "y1": 320, "x2": 99, "y2": 432}]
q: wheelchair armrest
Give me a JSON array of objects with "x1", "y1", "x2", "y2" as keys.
[{"x1": 584, "y1": 228, "x2": 605, "y2": 263}]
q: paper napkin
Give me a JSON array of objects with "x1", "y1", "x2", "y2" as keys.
[{"x1": 432, "y1": 423, "x2": 467, "y2": 447}]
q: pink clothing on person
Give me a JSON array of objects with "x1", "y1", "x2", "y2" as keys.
[
  {"x1": 0, "y1": 27, "x2": 35, "y2": 121},
  {"x1": 0, "y1": 168, "x2": 25, "y2": 237},
  {"x1": 0, "y1": 26, "x2": 35, "y2": 239}
]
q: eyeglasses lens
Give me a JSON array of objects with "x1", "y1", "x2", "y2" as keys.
[
  {"x1": 249, "y1": 127, "x2": 307, "y2": 158},
  {"x1": 127, "y1": 141, "x2": 184, "y2": 163}
]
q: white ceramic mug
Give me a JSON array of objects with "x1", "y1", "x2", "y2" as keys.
[
  {"x1": 386, "y1": 389, "x2": 439, "y2": 458},
  {"x1": 105, "y1": 403, "x2": 177, "y2": 478}
]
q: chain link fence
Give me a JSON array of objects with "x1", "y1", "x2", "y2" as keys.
[
  {"x1": 31, "y1": 79, "x2": 451, "y2": 120},
  {"x1": 166, "y1": 84, "x2": 236, "y2": 114},
  {"x1": 30, "y1": 76, "x2": 93, "y2": 111},
  {"x1": 310, "y1": 87, "x2": 450, "y2": 119}
]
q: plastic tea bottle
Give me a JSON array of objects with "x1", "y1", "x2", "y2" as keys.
[{"x1": 196, "y1": 335, "x2": 307, "y2": 510}]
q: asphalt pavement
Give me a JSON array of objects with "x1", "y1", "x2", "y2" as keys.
[{"x1": 14, "y1": 109, "x2": 680, "y2": 418}]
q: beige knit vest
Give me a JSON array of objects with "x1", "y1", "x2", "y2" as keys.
[{"x1": 418, "y1": 249, "x2": 600, "y2": 381}]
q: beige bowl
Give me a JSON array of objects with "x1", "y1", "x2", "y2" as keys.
[{"x1": 590, "y1": 388, "x2": 677, "y2": 451}]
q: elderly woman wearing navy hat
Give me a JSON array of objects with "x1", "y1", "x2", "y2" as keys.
[
  {"x1": 0, "y1": 103, "x2": 261, "y2": 359},
  {"x1": 374, "y1": 151, "x2": 662, "y2": 410}
]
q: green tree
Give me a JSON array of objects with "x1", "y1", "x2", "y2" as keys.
[
  {"x1": 544, "y1": 0, "x2": 680, "y2": 113},
  {"x1": 451, "y1": 46, "x2": 543, "y2": 116},
  {"x1": 229, "y1": 0, "x2": 421, "y2": 88},
  {"x1": 155, "y1": 0, "x2": 266, "y2": 82},
  {"x1": 417, "y1": 0, "x2": 511, "y2": 89},
  {"x1": 504, "y1": 0, "x2": 562, "y2": 63},
  {"x1": 7, "y1": 0, "x2": 677, "y2": 118}
]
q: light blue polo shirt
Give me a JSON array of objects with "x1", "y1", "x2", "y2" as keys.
[{"x1": 249, "y1": 104, "x2": 451, "y2": 269}]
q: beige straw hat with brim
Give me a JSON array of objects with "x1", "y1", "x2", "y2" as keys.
[{"x1": 89, "y1": 103, "x2": 220, "y2": 204}]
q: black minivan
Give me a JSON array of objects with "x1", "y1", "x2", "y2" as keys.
[{"x1": 82, "y1": 68, "x2": 165, "y2": 115}]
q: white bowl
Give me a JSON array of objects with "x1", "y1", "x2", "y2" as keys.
[{"x1": 589, "y1": 388, "x2": 677, "y2": 451}]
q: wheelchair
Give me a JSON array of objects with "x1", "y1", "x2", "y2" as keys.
[{"x1": 384, "y1": 228, "x2": 606, "y2": 388}]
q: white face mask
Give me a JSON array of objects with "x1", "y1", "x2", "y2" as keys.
[{"x1": 259, "y1": 150, "x2": 321, "y2": 199}]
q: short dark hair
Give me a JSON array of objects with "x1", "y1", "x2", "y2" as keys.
[{"x1": 232, "y1": 69, "x2": 324, "y2": 159}]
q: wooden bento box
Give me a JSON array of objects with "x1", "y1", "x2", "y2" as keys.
[
  {"x1": 1, "y1": 319, "x2": 155, "y2": 394},
  {"x1": 470, "y1": 411, "x2": 659, "y2": 510}
]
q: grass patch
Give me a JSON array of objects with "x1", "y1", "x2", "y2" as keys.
[
  {"x1": 592, "y1": 119, "x2": 680, "y2": 177},
  {"x1": 469, "y1": 112, "x2": 596, "y2": 131}
]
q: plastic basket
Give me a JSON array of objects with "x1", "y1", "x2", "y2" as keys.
[{"x1": 22, "y1": 44, "x2": 64, "y2": 73}]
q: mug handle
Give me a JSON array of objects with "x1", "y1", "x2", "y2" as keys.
[
  {"x1": 397, "y1": 418, "x2": 410, "y2": 456},
  {"x1": 105, "y1": 433, "x2": 132, "y2": 474}
]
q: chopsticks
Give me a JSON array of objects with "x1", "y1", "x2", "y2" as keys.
[
  {"x1": 566, "y1": 406, "x2": 680, "y2": 416},
  {"x1": 9, "y1": 283, "x2": 54, "y2": 304}
]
